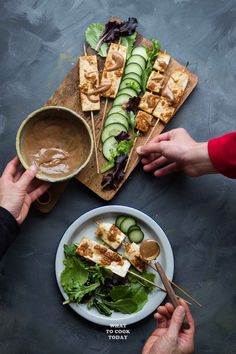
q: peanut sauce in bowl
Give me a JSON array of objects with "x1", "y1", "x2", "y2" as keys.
[{"x1": 16, "y1": 106, "x2": 93, "y2": 182}]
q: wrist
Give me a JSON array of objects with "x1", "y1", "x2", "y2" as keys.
[{"x1": 185, "y1": 142, "x2": 217, "y2": 176}]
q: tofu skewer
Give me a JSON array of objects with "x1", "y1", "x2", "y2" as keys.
[
  {"x1": 95, "y1": 223, "x2": 126, "y2": 250},
  {"x1": 80, "y1": 43, "x2": 100, "y2": 173},
  {"x1": 76, "y1": 237, "x2": 131, "y2": 277},
  {"x1": 93, "y1": 222, "x2": 201, "y2": 305},
  {"x1": 100, "y1": 43, "x2": 128, "y2": 99}
]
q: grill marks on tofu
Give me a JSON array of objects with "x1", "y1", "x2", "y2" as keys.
[
  {"x1": 95, "y1": 223, "x2": 126, "y2": 250},
  {"x1": 135, "y1": 111, "x2": 154, "y2": 133},
  {"x1": 146, "y1": 71, "x2": 165, "y2": 94},
  {"x1": 79, "y1": 55, "x2": 100, "y2": 111},
  {"x1": 123, "y1": 242, "x2": 147, "y2": 273},
  {"x1": 139, "y1": 92, "x2": 160, "y2": 114},
  {"x1": 153, "y1": 51, "x2": 171, "y2": 72},
  {"x1": 153, "y1": 97, "x2": 176, "y2": 123},
  {"x1": 163, "y1": 70, "x2": 189, "y2": 105},
  {"x1": 101, "y1": 43, "x2": 128, "y2": 98},
  {"x1": 76, "y1": 237, "x2": 130, "y2": 277}
]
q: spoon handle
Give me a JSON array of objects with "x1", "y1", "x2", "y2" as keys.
[{"x1": 155, "y1": 262, "x2": 190, "y2": 330}]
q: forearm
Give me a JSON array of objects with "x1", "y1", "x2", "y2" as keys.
[{"x1": 0, "y1": 207, "x2": 20, "y2": 259}]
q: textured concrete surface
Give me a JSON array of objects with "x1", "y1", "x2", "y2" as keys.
[{"x1": 0, "y1": 0, "x2": 236, "y2": 353}]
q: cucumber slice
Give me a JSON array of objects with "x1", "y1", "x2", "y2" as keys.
[
  {"x1": 122, "y1": 73, "x2": 142, "y2": 85},
  {"x1": 128, "y1": 229, "x2": 144, "y2": 243},
  {"x1": 102, "y1": 136, "x2": 118, "y2": 160},
  {"x1": 128, "y1": 225, "x2": 141, "y2": 233},
  {"x1": 117, "y1": 87, "x2": 138, "y2": 97},
  {"x1": 120, "y1": 217, "x2": 137, "y2": 234},
  {"x1": 108, "y1": 105, "x2": 129, "y2": 118},
  {"x1": 113, "y1": 94, "x2": 131, "y2": 106},
  {"x1": 119, "y1": 78, "x2": 141, "y2": 93},
  {"x1": 124, "y1": 63, "x2": 143, "y2": 77},
  {"x1": 101, "y1": 123, "x2": 127, "y2": 143},
  {"x1": 115, "y1": 215, "x2": 126, "y2": 229},
  {"x1": 105, "y1": 113, "x2": 129, "y2": 130},
  {"x1": 132, "y1": 46, "x2": 148, "y2": 61},
  {"x1": 127, "y1": 55, "x2": 146, "y2": 70}
]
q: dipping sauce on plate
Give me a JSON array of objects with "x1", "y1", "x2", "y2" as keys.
[{"x1": 21, "y1": 114, "x2": 91, "y2": 179}]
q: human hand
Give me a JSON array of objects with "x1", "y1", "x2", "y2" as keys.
[
  {"x1": 136, "y1": 128, "x2": 216, "y2": 177},
  {"x1": 142, "y1": 300, "x2": 195, "y2": 354},
  {"x1": 0, "y1": 157, "x2": 50, "y2": 224}
]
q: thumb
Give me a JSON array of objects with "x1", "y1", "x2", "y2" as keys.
[
  {"x1": 18, "y1": 165, "x2": 37, "y2": 189},
  {"x1": 167, "y1": 306, "x2": 185, "y2": 339}
]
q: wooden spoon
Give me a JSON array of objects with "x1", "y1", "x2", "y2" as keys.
[{"x1": 140, "y1": 239, "x2": 160, "y2": 261}]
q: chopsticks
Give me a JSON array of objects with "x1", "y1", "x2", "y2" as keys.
[{"x1": 155, "y1": 262, "x2": 190, "y2": 329}]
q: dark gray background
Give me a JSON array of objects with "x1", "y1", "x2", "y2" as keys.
[{"x1": 0, "y1": 0, "x2": 236, "y2": 353}]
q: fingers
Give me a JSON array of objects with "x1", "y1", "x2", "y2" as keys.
[
  {"x1": 148, "y1": 131, "x2": 171, "y2": 144},
  {"x1": 17, "y1": 166, "x2": 37, "y2": 189},
  {"x1": 154, "y1": 162, "x2": 180, "y2": 177},
  {"x1": 29, "y1": 182, "x2": 51, "y2": 203},
  {"x1": 154, "y1": 303, "x2": 175, "y2": 328},
  {"x1": 178, "y1": 299, "x2": 195, "y2": 335},
  {"x1": 167, "y1": 305, "x2": 186, "y2": 339},
  {"x1": 154, "y1": 312, "x2": 168, "y2": 328},
  {"x1": 141, "y1": 152, "x2": 161, "y2": 165},
  {"x1": 143, "y1": 156, "x2": 169, "y2": 172},
  {"x1": 137, "y1": 143, "x2": 163, "y2": 156},
  {"x1": 2, "y1": 156, "x2": 20, "y2": 180}
]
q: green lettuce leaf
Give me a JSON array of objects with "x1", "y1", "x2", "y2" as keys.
[
  {"x1": 104, "y1": 298, "x2": 138, "y2": 314},
  {"x1": 85, "y1": 23, "x2": 108, "y2": 57},
  {"x1": 141, "y1": 38, "x2": 161, "y2": 92},
  {"x1": 121, "y1": 32, "x2": 137, "y2": 59}
]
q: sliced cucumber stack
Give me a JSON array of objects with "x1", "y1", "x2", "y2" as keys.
[
  {"x1": 115, "y1": 213, "x2": 146, "y2": 243},
  {"x1": 101, "y1": 123, "x2": 128, "y2": 143},
  {"x1": 108, "y1": 105, "x2": 129, "y2": 118},
  {"x1": 102, "y1": 136, "x2": 118, "y2": 160},
  {"x1": 100, "y1": 46, "x2": 148, "y2": 164},
  {"x1": 128, "y1": 229, "x2": 144, "y2": 243},
  {"x1": 115, "y1": 215, "x2": 126, "y2": 229},
  {"x1": 105, "y1": 113, "x2": 129, "y2": 130},
  {"x1": 120, "y1": 216, "x2": 137, "y2": 234}
]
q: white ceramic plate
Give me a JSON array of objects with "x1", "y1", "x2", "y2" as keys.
[{"x1": 55, "y1": 205, "x2": 174, "y2": 326}]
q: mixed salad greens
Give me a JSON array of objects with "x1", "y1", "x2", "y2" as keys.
[
  {"x1": 61, "y1": 244, "x2": 155, "y2": 316},
  {"x1": 85, "y1": 18, "x2": 161, "y2": 190}
]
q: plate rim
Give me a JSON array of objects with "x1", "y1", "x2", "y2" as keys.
[{"x1": 55, "y1": 205, "x2": 174, "y2": 326}]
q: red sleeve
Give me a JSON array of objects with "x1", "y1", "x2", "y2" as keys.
[{"x1": 208, "y1": 132, "x2": 236, "y2": 179}]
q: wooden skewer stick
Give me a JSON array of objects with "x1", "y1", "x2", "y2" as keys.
[
  {"x1": 128, "y1": 270, "x2": 166, "y2": 293},
  {"x1": 147, "y1": 263, "x2": 202, "y2": 307},
  {"x1": 127, "y1": 270, "x2": 191, "y2": 305},
  {"x1": 90, "y1": 111, "x2": 100, "y2": 174},
  {"x1": 155, "y1": 262, "x2": 190, "y2": 330},
  {"x1": 124, "y1": 136, "x2": 138, "y2": 173},
  {"x1": 83, "y1": 43, "x2": 100, "y2": 174},
  {"x1": 97, "y1": 98, "x2": 108, "y2": 150},
  {"x1": 131, "y1": 118, "x2": 160, "y2": 170}
]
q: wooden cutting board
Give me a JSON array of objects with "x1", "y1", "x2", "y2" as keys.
[{"x1": 34, "y1": 23, "x2": 198, "y2": 212}]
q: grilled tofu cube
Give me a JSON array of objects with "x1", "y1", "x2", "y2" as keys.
[
  {"x1": 76, "y1": 237, "x2": 131, "y2": 277},
  {"x1": 101, "y1": 43, "x2": 128, "y2": 98},
  {"x1": 123, "y1": 242, "x2": 147, "y2": 273},
  {"x1": 146, "y1": 71, "x2": 165, "y2": 93},
  {"x1": 152, "y1": 97, "x2": 175, "y2": 124},
  {"x1": 139, "y1": 92, "x2": 160, "y2": 114},
  {"x1": 135, "y1": 111, "x2": 154, "y2": 133},
  {"x1": 153, "y1": 51, "x2": 171, "y2": 72},
  {"x1": 95, "y1": 223, "x2": 126, "y2": 250},
  {"x1": 166, "y1": 70, "x2": 189, "y2": 104},
  {"x1": 79, "y1": 55, "x2": 100, "y2": 112}
]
